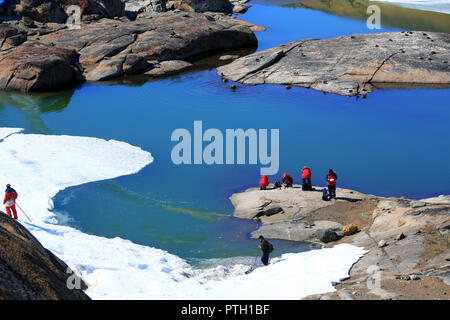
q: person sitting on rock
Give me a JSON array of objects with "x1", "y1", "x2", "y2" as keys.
[
  {"x1": 259, "y1": 175, "x2": 269, "y2": 190},
  {"x1": 3, "y1": 184, "x2": 18, "y2": 219},
  {"x1": 282, "y1": 172, "x2": 293, "y2": 187},
  {"x1": 258, "y1": 235, "x2": 273, "y2": 266},
  {"x1": 302, "y1": 166, "x2": 312, "y2": 191},
  {"x1": 326, "y1": 169, "x2": 338, "y2": 199}
]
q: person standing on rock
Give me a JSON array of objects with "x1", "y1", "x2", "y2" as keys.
[
  {"x1": 258, "y1": 235, "x2": 273, "y2": 266},
  {"x1": 326, "y1": 170, "x2": 338, "y2": 199},
  {"x1": 259, "y1": 175, "x2": 269, "y2": 190},
  {"x1": 302, "y1": 166, "x2": 312, "y2": 190},
  {"x1": 3, "y1": 184, "x2": 18, "y2": 219},
  {"x1": 282, "y1": 172, "x2": 293, "y2": 187}
]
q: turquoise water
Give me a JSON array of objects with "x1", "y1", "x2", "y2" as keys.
[{"x1": 0, "y1": 2, "x2": 449, "y2": 263}]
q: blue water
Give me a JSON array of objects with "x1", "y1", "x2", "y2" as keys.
[{"x1": 0, "y1": 2, "x2": 449, "y2": 263}]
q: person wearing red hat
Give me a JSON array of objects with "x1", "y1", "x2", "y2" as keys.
[{"x1": 3, "y1": 184, "x2": 18, "y2": 219}]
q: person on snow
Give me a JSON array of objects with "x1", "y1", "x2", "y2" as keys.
[
  {"x1": 258, "y1": 235, "x2": 273, "y2": 266},
  {"x1": 259, "y1": 175, "x2": 269, "y2": 190},
  {"x1": 282, "y1": 172, "x2": 293, "y2": 188},
  {"x1": 3, "y1": 184, "x2": 18, "y2": 219},
  {"x1": 326, "y1": 169, "x2": 338, "y2": 199},
  {"x1": 302, "y1": 166, "x2": 312, "y2": 191}
]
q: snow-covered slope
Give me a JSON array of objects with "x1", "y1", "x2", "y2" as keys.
[
  {"x1": 372, "y1": 0, "x2": 450, "y2": 14},
  {"x1": 0, "y1": 128, "x2": 366, "y2": 299}
]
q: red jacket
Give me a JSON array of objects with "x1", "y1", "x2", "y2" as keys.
[
  {"x1": 4, "y1": 188, "x2": 18, "y2": 207},
  {"x1": 260, "y1": 175, "x2": 269, "y2": 188},
  {"x1": 327, "y1": 172, "x2": 337, "y2": 186},
  {"x1": 282, "y1": 173, "x2": 293, "y2": 184},
  {"x1": 302, "y1": 167, "x2": 311, "y2": 179}
]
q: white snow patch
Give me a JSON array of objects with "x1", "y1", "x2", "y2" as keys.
[
  {"x1": 0, "y1": 127, "x2": 23, "y2": 140},
  {"x1": 371, "y1": 0, "x2": 450, "y2": 14},
  {"x1": 0, "y1": 128, "x2": 367, "y2": 299}
]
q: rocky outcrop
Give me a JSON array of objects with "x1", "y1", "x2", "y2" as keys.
[
  {"x1": 3, "y1": 0, "x2": 125, "y2": 23},
  {"x1": 168, "y1": 0, "x2": 233, "y2": 13},
  {"x1": 0, "y1": 42, "x2": 81, "y2": 91},
  {"x1": 124, "y1": 0, "x2": 234, "y2": 15},
  {"x1": 0, "y1": 24, "x2": 27, "y2": 51},
  {"x1": 0, "y1": 211, "x2": 90, "y2": 299},
  {"x1": 230, "y1": 185, "x2": 450, "y2": 299},
  {"x1": 217, "y1": 32, "x2": 450, "y2": 97},
  {"x1": 124, "y1": 0, "x2": 167, "y2": 14},
  {"x1": 230, "y1": 185, "x2": 374, "y2": 243},
  {"x1": 0, "y1": 11, "x2": 260, "y2": 91}
]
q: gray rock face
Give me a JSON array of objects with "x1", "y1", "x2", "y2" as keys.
[
  {"x1": 317, "y1": 228, "x2": 342, "y2": 243},
  {"x1": 144, "y1": 60, "x2": 192, "y2": 76},
  {"x1": 0, "y1": 42, "x2": 81, "y2": 92},
  {"x1": 217, "y1": 32, "x2": 450, "y2": 97},
  {"x1": 124, "y1": 0, "x2": 167, "y2": 13},
  {"x1": 0, "y1": 11, "x2": 260, "y2": 91},
  {"x1": 168, "y1": 0, "x2": 233, "y2": 13},
  {"x1": 5, "y1": 0, "x2": 125, "y2": 23}
]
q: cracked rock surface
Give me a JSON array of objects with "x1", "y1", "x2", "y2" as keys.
[
  {"x1": 0, "y1": 11, "x2": 259, "y2": 91},
  {"x1": 217, "y1": 31, "x2": 450, "y2": 97}
]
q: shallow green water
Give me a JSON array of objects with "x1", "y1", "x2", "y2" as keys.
[{"x1": 0, "y1": 1, "x2": 449, "y2": 263}]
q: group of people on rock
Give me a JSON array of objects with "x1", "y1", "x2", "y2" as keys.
[
  {"x1": 255, "y1": 168, "x2": 338, "y2": 268},
  {"x1": 258, "y1": 167, "x2": 338, "y2": 199}
]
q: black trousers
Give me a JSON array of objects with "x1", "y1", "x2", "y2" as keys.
[
  {"x1": 303, "y1": 178, "x2": 311, "y2": 185},
  {"x1": 261, "y1": 251, "x2": 270, "y2": 266},
  {"x1": 328, "y1": 185, "x2": 336, "y2": 198}
]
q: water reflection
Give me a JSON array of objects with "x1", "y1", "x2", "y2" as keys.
[
  {"x1": 255, "y1": 0, "x2": 450, "y2": 32},
  {"x1": 0, "y1": 90, "x2": 74, "y2": 133}
]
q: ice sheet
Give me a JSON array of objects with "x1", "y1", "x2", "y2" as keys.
[{"x1": 0, "y1": 128, "x2": 367, "y2": 299}]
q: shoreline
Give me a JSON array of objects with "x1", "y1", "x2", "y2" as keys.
[{"x1": 229, "y1": 184, "x2": 450, "y2": 299}]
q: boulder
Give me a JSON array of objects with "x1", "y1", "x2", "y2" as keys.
[
  {"x1": 7, "y1": 0, "x2": 125, "y2": 23},
  {"x1": 124, "y1": 0, "x2": 167, "y2": 13},
  {"x1": 317, "y1": 228, "x2": 342, "y2": 243},
  {"x1": 342, "y1": 223, "x2": 358, "y2": 236},
  {"x1": 145, "y1": 60, "x2": 192, "y2": 76},
  {"x1": 395, "y1": 232, "x2": 406, "y2": 241},
  {"x1": 378, "y1": 239, "x2": 387, "y2": 248},
  {"x1": 217, "y1": 32, "x2": 450, "y2": 97},
  {"x1": 0, "y1": 24, "x2": 27, "y2": 51},
  {"x1": 0, "y1": 43, "x2": 81, "y2": 92},
  {"x1": 219, "y1": 54, "x2": 239, "y2": 61},
  {"x1": 0, "y1": 11, "x2": 259, "y2": 91},
  {"x1": 0, "y1": 211, "x2": 90, "y2": 299},
  {"x1": 169, "y1": 0, "x2": 233, "y2": 13}
]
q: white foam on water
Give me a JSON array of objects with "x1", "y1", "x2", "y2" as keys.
[
  {"x1": 0, "y1": 128, "x2": 367, "y2": 299},
  {"x1": 371, "y1": 0, "x2": 450, "y2": 14}
]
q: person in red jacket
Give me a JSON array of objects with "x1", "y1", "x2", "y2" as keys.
[
  {"x1": 3, "y1": 184, "x2": 18, "y2": 219},
  {"x1": 259, "y1": 175, "x2": 269, "y2": 190},
  {"x1": 302, "y1": 166, "x2": 312, "y2": 191},
  {"x1": 282, "y1": 172, "x2": 293, "y2": 187},
  {"x1": 326, "y1": 170, "x2": 338, "y2": 199}
]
